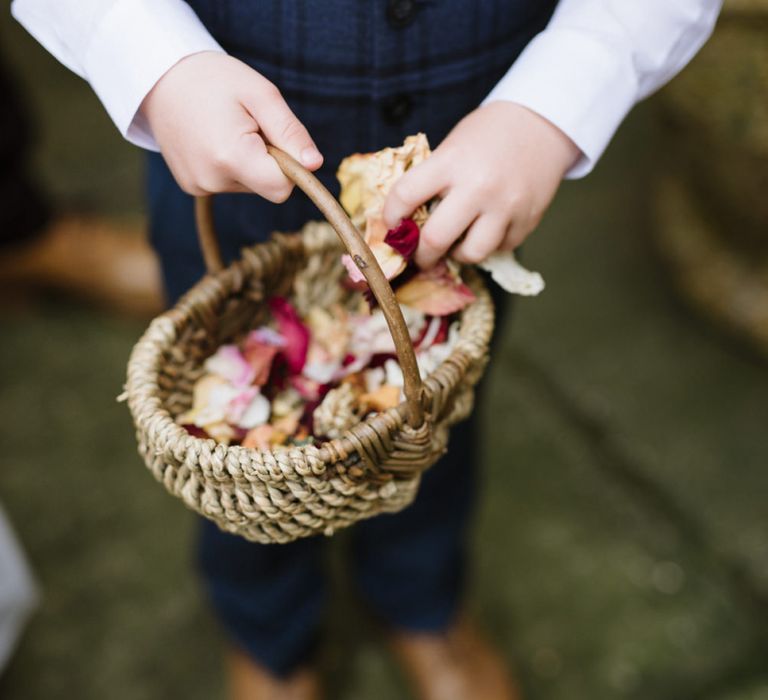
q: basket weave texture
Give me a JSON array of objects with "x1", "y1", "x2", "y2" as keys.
[{"x1": 125, "y1": 148, "x2": 494, "y2": 544}]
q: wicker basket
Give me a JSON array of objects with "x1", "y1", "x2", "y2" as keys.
[{"x1": 125, "y1": 147, "x2": 494, "y2": 544}]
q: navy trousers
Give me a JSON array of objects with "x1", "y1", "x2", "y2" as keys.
[{"x1": 149, "y1": 0, "x2": 556, "y2": 676}]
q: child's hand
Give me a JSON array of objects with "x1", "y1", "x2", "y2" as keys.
[
  {"x1": 383, "y1": 102, "x2": 579, "y2": 268},
  {"x1": 141, "y1": 52, "x2": 323, "y2": 202}
]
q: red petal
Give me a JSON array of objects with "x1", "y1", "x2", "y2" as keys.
[
  {"x1": 181, "y1": 424, "x2": 209, "y2": 439},
  {"x1": 384, "y1": 218, "x2": 420, "y2": 260},
  {"x1": 269, "y1": 297, "x2": 310, "y2": 374},
  {"x1": 414, "y1": 316, "x2": 449, "y2": 349},
  {"x1": 395, "y1": 262, "x2": 476, "y2": 316}
]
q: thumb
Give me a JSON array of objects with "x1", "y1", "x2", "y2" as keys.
[{"x1": 245, "y1": 88, "x2": 323, "y2": 171}]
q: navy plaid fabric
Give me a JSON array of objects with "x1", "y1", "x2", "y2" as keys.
[{"x1": 149, "y1": 0, "x2": 555, "y2": 676}]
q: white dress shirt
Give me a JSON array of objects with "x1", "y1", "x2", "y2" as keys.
[{"x1": 11, "y1": 0, "x2": 721, "y2": 178}]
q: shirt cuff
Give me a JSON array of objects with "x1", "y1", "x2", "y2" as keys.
[
  {"x1": 83, "y1": 0, "x2": 223, "y2": 151},
  {"x1": 483, "y1": 26, "x2": 639, "y2": 179}
]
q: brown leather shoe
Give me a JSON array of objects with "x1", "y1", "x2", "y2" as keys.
[
  {"x1": 226, "y1": 646, "x2": 322, "y2": 700},
  {"x1": 0, "y1": 214, "x2": 163, "y2": 317},
  {"x1": 389, "y1": 617, "x2": 522, "y2": 700}
]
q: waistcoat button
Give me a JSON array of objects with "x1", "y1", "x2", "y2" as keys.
[
  {"x1": 381, "y1": 94, "x2": 413, "y2": 124},
  {"x1": 386, "y1": 0, "x2": 417, "y2": 28}
]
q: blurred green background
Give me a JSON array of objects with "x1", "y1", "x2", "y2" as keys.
[{"x1": 1, "y1": 6, "x2": 767, "y2": 700}]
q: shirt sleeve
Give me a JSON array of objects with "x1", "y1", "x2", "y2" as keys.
[
  {"x1": 11, "y1": 0, "x2": 224, "y2": 151},
  {"x1": 484, "y1": 0, "x2": 722, "y2": 178}
]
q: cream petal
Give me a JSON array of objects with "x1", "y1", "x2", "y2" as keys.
[{"x1": 477, "y1": 252, "x2": 545, "y2": 296}]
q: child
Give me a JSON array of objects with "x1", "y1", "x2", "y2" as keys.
[{"x1": 12, "y1": 1, "x2": 721, "y2": 698}]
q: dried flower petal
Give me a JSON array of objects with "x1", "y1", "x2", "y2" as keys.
[
  {"x1": 269, "y1": 297, "x2": 310, "y2": 374},
  {"x1": 416, "y1": 322, "x2": 460, "y2": 378},
  {"x1": 177, "y1": 375, "x2": 237, "y2": 427},
  {"x1": 341, "y1": 253, "x2": 367, "y2": 284},
  {"x1": 242, "y1": 424, "x2": 274, "y2": 450},
  {"x1": 364, "y1": 215, "x2": 388, "y2": 246},
  {"x1": 272, "y1": 388, "x2": 303, "y2": 417},
  {"x1": 477, "y1": 251, "x2": 545, "y2": 296},
  {"x1": 272, "y1": 408, "x2": 303, "y2": 437},
  {"x1": 181, "y1": 424, "x2": 209, "y2": 440},
  {"x1": 290, "y1": 375, "x2": 324, "y2": 402},
  {"x1": 226, "y1": 386, "x2": 260, "y2": 424},
  {"x1": 303, "y1": 360, "x2": 340, "y2": 384},
  {"x1": 306, "y1": 306, "x2": 350, "y2": 362},
  {"x1": 348, "y1": 307, "x2": 425, "y2": 357},
  {"x1": 247, "y1": 326, "x2": 285, "y2": 347},
  {"x1": 342, "y1": 243, "x2": 406, "y2": 284},
  {"x1": 383, "y1": 358, "x2": 404, "y2": 387},
  {"x1": 373, "y1": 242, "x2": 408, "y2": 280},
  {"x1": 363, "y1": 366, "x2": 386, "y2": 393},
  {"x1": 289, "y1": 429, "x2": 312, "y2": 446},
  {"x1": 237, "y1": 391, "x2": 271, "y2": 429},
  {"x1": 395, "y1": 262, "x2": 475, "y2": 315},
  {"x1": 337, "y1": 134, "x2": 432, "y2": 227},
  {"x1": 384, "y1": 218, "x2": 419, "y2": 260},
  {"x1": 242, "y1": 339, "x2": 279, "y2": 386},
  {"x1": 204, "y1": 345, "x2": 255, "y2": 387},
  {"x1": 359, "y1": 384, "x2": 401, "y2": 412},
  {"x1": 415, "y1": 315, "x2": 445, "y2": 350},
  {"x1": 204, "y1": 421, "x2": 237, "y2": 445}
]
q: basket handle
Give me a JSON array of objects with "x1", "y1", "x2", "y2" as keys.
[{"x1": 194, "y1": 146, "x2": 425, "y2": 428}]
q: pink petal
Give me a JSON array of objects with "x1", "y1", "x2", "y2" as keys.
[
  {"x1": 342, "y1": 254, "x2": 367, "y2": 284},
  {"x1": 204, "y1": 345, "x2": 256, "y2": 387},
  {"x1": 225, "y1": 386, "x2": 260, "y2": 424},
  {"x1": 247, "y1": 326, "x2": 285, "y2": 347},
  {"x1": 243, "y1": 339, "x2": 279, "y2": 386}
]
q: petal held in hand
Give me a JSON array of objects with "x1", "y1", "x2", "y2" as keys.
[{"x1": 384, "y1": 218, "x2": 420, "y2": 260}]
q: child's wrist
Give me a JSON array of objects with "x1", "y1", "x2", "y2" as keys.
[{"x1": 482, "y1": 100, "x2": 580, "y2": 177}]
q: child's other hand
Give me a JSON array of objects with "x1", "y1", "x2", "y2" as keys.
[
  {"x1": 141, "y1": 52, "x2": 323, "y2": 202},
  {"x1": 383, "y1": 102, "x2": 579, "y2": 268}
]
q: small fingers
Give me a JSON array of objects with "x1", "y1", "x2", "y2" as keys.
[
  {"x1": 383, "y1": 155, "x2": 449, "y2": 229},
  {"x1": 415, "y1": 193, "x2": 478, "y2": 269},
  {"x1": 452, "y1": 215, "x2": 509, "y2": 263},
  {"x1": 499, "y1": 214, "x2": 539, "y2": 252}
]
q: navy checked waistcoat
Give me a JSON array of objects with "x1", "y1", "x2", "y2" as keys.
[{"x1": 150, "y1": 1, "x2": 557, "y2": 296}]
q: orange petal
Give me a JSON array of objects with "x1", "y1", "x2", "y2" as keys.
[{"x1": 359, "y1": 384, "x2": 401, "y2": 412}]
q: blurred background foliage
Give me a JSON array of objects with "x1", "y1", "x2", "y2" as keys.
[{"x1": 0, "y1": 2, "x2": 767, "y2": 699}]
